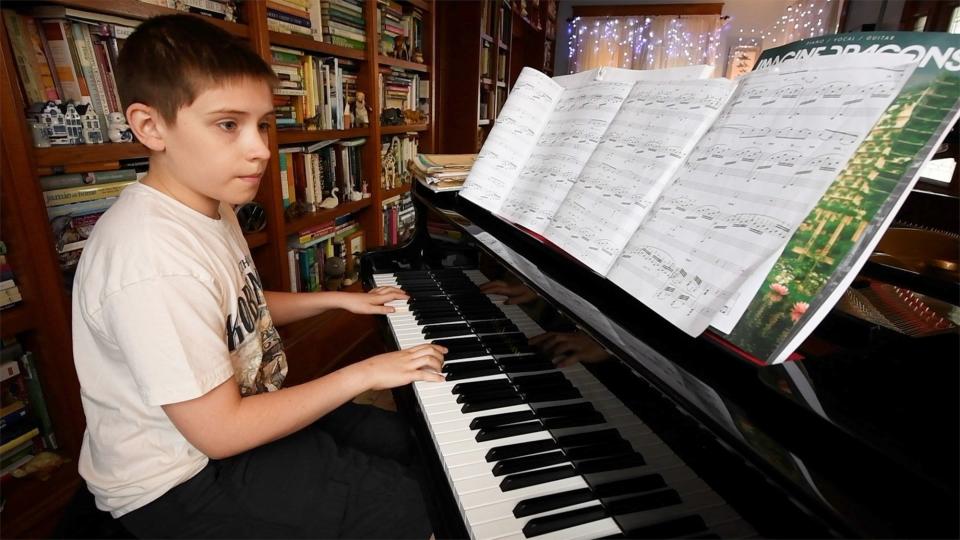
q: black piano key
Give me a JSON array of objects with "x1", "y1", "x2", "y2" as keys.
[
  {"x1": 445, "y1": 349, "x2": 494, "y2": 361},
  {"x1": 521, "y1": 504, "x2": 609, "y2": 538},
  {"x1": 485, "y1": 439, "x2": 559, "y2": 462},
  {"x1": 431, "y1": 337, "x2": 482, "y2": 348},
  {"x1": 500, "y1": 464, "x2": 579, "y2": 492},
  {"x1": 417, "y1": 313, "x2": 464, "y2": 324},
  {"x1": 493, "y1": 450, "x2": 570, "y2": 476},
  {"x1": 476, "y1": 420, "x2": 544, "y2": 442},
  {"x1": 575, "y1": 452, "x2": 646, "y2": 473},
  {"x1": 618, "y1": 515, "x2": 708, "y2": 538},
  {"x1": 442, "y1": 359, "x2": 497, "y2": 374},
  {"x1": 456, "y1": 387, "x2": 518, "y2": 404},
  {"x1": 469, "y1": 410, "x2": 537, "y2": 430},
  {"x1": 513, "y1": 488, "x2": 596, "y2": 518},
  {"x1": 556, "y1": 428, "x2": 623, "y2": 447},
  {"x1": 451, "y1": 379, "x2": 511, "y2": 394},
  {"x1": 513, "y1": 472, "x2": 669, "y2": 521},
  {"x1": 605, "y1": 488, "x2": 683, "y2": 515},
  {"x1": 423, "y1": 325, "x2": 473, "y2": 338},
  {"x1": 461, "y1": 396, "x2": 525, "y2": 412}
]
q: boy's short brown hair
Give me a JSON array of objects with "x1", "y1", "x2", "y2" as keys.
[{"x1": 117, "y1": 14, "x2": 277, "y2": 124}]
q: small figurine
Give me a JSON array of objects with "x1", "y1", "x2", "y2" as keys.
[
  {"x1": 79, "y1": 104, "x2": 104, "y2": 144},
  {"x1": 412, "y1": 48, "x2": 424, "y2": 64},
  {"x1": 40, "y1": 101, "x2": 69, "y2": 145},
  {"x1": 324, "y1": 256, "x2": 345, "y2": 291},
  {"x1": 318, "y1": 186, "x2": 339, "y2": 209},
  {"x1": 417, "y1": 97, "x2": 429, "y2": 119},
  {"x1": 64, "y1": 102, "x2": 84, "y2": 144},
  {"x1": 107, "y1": 111, "x2": 133, "y2": 143},
  {"x1": 354, "y1": 91, "x2": 370, "y2": 127},
  {"x1": 393, "y1": 35, "x2": 410, "y2": 60}
]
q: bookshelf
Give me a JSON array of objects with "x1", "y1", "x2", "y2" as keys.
[
  {"x1": 0, "y1": 0, "x2": 434, "y2": 536},
  {"x1": 436, "y1": 0, "x2": 512, "y2": 153},
  {"x1": 435, "y1": 0, "x2": 556, "y2": 154}
]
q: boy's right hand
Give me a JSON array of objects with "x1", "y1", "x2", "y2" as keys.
[{"x1": 362, "y1": 344, "x2": 447, "y2": 390}]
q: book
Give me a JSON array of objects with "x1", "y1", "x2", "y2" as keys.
[
  {"x1": 717, "y1": 32, "x2": 960, "y2": 364},
  {"x1": 459, "y1": 48, "x2": 931, "y2": 358},
  {"x1": 39, "y1": 168, "x2": 136, "y2": 191},
  {"x1": 44, "y1": 180, "x2": 134, "y2": 207}
]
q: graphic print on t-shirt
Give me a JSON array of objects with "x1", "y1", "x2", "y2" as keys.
[{"x1": 226, "y1": 256, "x2": 288, "y2": 395}]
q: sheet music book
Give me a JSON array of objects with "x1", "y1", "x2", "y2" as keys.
[
  {"x1": 462, "y1": 50, "x2": 918, "y2": 343},
  {"x1": 717, "y1": 31, "x2": 960, "y2": 364}
]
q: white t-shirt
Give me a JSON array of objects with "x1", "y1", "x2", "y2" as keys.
[{"x1": 72, "y1": 182, "x2": 288, "y2": 517}]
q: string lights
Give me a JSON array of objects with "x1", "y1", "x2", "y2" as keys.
[{"x1": 567, "y1": 0, "x2": 833, "y2": 72}]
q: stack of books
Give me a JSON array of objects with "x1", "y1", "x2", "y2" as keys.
[{"x1": 409, "y1": 153, "x2": 476, "y2": 192}]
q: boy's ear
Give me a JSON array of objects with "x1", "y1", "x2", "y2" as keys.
[{"x1": 126, "y1": 103, "x2": 166, "y2": 151}]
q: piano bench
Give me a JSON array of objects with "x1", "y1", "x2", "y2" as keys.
[{"x1": 53, "y1": 485, "x2": 136, "y2": 539}]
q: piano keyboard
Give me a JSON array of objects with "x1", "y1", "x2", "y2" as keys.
[{"x1": 374, "y1": 269, "x2": 756, "y2": 540}]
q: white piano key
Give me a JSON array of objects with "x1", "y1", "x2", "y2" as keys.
[{"x1": 470, "y1": 500, "x2": 603, "y2": 540}]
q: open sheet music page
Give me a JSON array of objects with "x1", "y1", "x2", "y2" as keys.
[
  {"x1": 543, "y1": 78, "x2": 737, "y2": 276},
  {"x1": 497, "y1": 65, "x2": 714, "y2": 233},
  {"x1": 459, "y1": 68, "x2": 564, "y2": 214},
  {"x1": 605, "y1": 53, "x2": 917, "y2": 336}
]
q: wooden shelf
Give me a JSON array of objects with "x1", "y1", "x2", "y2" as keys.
[
  {"x1": 481, "y1": 33, "x2": 494, "y2": 43},
  {"x1": 284, "y1": 197, "x2": 372, "y2": 235},
  {"x1": 276, "y1": 127, "x2": 370, "y2": 145},
  {"x1": 245, "y1": 230, "x2": 269, "y2": 249},
  {"x1": 34, "y1": 143, "x2": 149, "y2": 168},
  {"x1": 499, "y1": 41, "x2": 509, "y2": 50},
  {"x1": 404, "y1": 0, "x2": 431, "y2": 13},
  {"x1": 0, "y1": 464, "x2": 83, "y2": 539},
  {"x1": 378, "y1": 55, "x2": 430, "y2": 72},
  {"x1": 381, "y1": 124, "x2": 428, "y2": 135},
  {"x1": 269, "y1": 31, "x2": 366, "y2": 60},
  {"x1": 382, "y1": 183, "x2": 412, "y2": 199},
  {"x1": 0, "y1": 304, "x2": 33, "y2": 339},
  {"x1": 56, "y1": 0, "x2": 247, "y2": 36}
]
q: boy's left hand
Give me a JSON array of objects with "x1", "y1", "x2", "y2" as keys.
[{"x1": 341, "y1": 286, "x2": 409, "y2": 314}]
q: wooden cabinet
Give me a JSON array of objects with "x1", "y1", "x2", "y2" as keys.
[{"x1": 0, "y1": 1, "x2": 434, "y2": 536}]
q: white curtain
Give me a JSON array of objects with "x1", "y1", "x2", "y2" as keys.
[{"x1": 568, "y1": 15, "x2": 724, "y2": 74}]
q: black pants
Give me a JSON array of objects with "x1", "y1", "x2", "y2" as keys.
[{"x1": 119, "y1": 403, "x2": 433, "y2": 538}]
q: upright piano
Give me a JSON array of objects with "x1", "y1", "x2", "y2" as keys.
[{"x1": 362, "y1": 180, "x2": 958, "y2": 539}]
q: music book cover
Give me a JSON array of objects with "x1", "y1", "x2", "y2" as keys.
[
  {"x1": 718, "y1": 31, "x2": 960, "y2": 364},
  {"x1": 460, "y1": 45, "x2": 923, "y2": 349}
]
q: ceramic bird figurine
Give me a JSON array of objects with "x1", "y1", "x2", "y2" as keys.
[{"x1": 318, "y1": 187, "x2": 339, "y2": 209}]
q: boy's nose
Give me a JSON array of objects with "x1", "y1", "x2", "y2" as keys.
[{"x1": 247, "y1": 131, "x2": 271, "y2": 161}]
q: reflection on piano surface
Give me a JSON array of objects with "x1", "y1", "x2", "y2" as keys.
[{"x1": 362, "y1": 182, "x2": 958, "y2": 539}]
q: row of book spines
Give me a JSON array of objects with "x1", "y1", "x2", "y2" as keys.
[
  {"x1": 0, "y1": 279, "x2": 22, "y2": 310},
  {"x1": 280, "y1": 141, "x2": 365, "y2": 209},
  {"x1": 381, "y1": 192, "x2": 414, "y2": 246},
  {"x1": 3, "y1": 10, "x2": 126, "y2": 125},
  {"x1": 287, "y1": 223, "x2": 360, "y2": 292},
  {"x1": 0, "y1": 345, "x2": 57, "y2": 456}
]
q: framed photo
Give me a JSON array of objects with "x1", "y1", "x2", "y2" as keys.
[
  {"x1": 725, "y1": 44, "x2": 761, "y2": 79},
  {"x1": 345, "y1": 230, "x2": 365, "y2": 276}
]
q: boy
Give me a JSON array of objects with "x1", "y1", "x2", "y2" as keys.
[{"x1": 72, "y1": 14, "x2": 446, "y2": 538}]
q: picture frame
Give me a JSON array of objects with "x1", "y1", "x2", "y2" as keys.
[
  {"x1": 345, "y1": 230, "x2": 365, "y2": 276},
  {"x1": 725, "y1": 43, "x2": 761, "y2": 79}
]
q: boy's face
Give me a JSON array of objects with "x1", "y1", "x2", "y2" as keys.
[{"x1": 154, "y1": 77, "x2": 274, "y2": 217}]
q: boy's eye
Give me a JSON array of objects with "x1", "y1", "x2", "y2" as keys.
[{"x1": 217, "y1": 120, "x2": 238, "y2": 131}]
